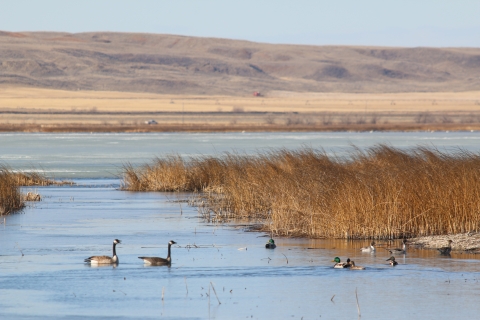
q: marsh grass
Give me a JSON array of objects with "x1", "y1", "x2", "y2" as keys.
[
  {"x1": 123, "y1": 146, "x2": 480, "y2": 239},
  {"x1": 0, "y1": 167, "x2": 25, "y2": 215}
]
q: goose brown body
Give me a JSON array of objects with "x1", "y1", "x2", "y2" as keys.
[
  {"x1": 139, "y1": 240, "x2": 176, "y2": 266},
  {"x1": 85, "y1": 239, "x2": 121, "y2": 264}
]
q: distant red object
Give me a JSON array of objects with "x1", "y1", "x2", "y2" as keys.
[{"x1": 253, "y1": 91, "x2": 262, "y2": 97}]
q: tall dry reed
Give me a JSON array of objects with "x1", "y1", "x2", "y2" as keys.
[
  {"x1": 0, "y1": 167, "x2": 25, "y2": 215},
  {"x1": 123, "y1": 146, "x2": 480, "y2": 239}
]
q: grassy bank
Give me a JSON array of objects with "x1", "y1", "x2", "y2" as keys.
[
  {"x1": 123, "y1": 146, "x2": 480, "y2": 239},
  {"x1": 0, "y1": 168, "x2": 25, "y2": 215}
]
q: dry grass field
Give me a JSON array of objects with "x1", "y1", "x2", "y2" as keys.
[{"x1": 1, "y1": 86, "x2": 480, "y2": 132}]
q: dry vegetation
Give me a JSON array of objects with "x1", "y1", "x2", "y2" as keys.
[
  {"x1": 1, "y1": 87, "x2": 480, "y2": 132},
  {"x1": 0, "y1": 168, "x2": 71, "y2": 215},
  {"x1": 123, "y1": 146, "x2": 480, "y2": 239},
  {"x1": 0, "y1": 168, "x2": 25, "y2": 215}
]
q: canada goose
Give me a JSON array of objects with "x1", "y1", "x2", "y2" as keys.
[
  {"x1": 387, "y1": 239, "x2": 407, "y2": 254},
  {"x1": 386, "y1": 256, "x2": 398, "y2": 266},
  {"x1": 84, "y1": 239, "x2": 121, "y2": 264},
  {"x1": 332, "y1": 257, "x2": 349, "y2": 268},
  {"x1": 437, "y1": 240, "x2": 453, "y2": 255},
  {"x1": 139, "y1": 240, "x2": 177, "y2": 266},
  {"x1": 360, "y1": 241, "x2": 376, "y2": 253},
  {"x1": 265, "y1": 238, "x2": 276, "y2": 249},
  {"x1": 349, "y1": 261, "x2": 366, "y2": 270}
]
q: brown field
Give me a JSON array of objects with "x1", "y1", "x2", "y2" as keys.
[
  {"x1": 1, "y1": 87, "x2": 480, "y2": 132},
  {"x1": 122, "y1": 146, "x2": 480, "y2": 239}
]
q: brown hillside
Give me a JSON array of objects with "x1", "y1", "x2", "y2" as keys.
[{"x1": 1, "y1": 31, "x2": 480, "y2": 95}]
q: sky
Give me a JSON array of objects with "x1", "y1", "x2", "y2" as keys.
[{"x1": 1, "y1": 0, "x2": 479, "y2": 47}]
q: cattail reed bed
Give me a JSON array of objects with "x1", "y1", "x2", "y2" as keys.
[{"x1": 122, "y1": 146, "x2": 480, "y2": 239}]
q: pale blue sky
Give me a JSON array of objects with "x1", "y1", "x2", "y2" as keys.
[{"x1": 1, "y1": 0, "x2": 479, "y2": 47}]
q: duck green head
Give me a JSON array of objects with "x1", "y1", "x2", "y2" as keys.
[
  {"x1": 332, "y1": 257, "x2": 341, "y2": 263},
  {"x1": 268, "y1": 239, "x2": 275, "y2": 244}
]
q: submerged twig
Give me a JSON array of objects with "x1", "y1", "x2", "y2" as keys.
[
  {"x1": 355, "y1": 287, "x2": 361, "y2": 318},
  {"x1": 210, "y1": 282, "x2": 221, "y2": 304}
]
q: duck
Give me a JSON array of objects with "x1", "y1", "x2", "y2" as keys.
[
  {"x1": 344, "y1": 258, "x2": 352, "y2": 267},
  {"x1": 387, "y1": 239, "x2": 407, "y2": 254},
  {"x1": 349, "y1": 261, "x2": 366, "y2": 270},
  {"x1": 360, "y1": 241, "x2": 376, "y2": 253},
  {"x1": 139, "y1": 240, "x2": 177, "y2": 266},
  {"x1": 265, "y1": 238, "x2": 276, "y2": 249},
  {"x1": 437, "y1": 240, "x2": 453, "y2": 255},
  {"x1": 84, "y1": 239, "x2": 121, "y2": 265},
  {"x1": 332, "y1": 257, "x2": 349, "y2": 268},
  {"x1": 386, "y1": 256, "x2": 398, "y2": 266}
]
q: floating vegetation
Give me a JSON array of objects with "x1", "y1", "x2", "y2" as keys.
[{"x1": 123, "y1": 145, "x2": 480, "y2": 239}]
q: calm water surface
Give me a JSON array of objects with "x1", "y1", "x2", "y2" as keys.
[
  {"x1": 2, "y1": 131, "x2": 480, "y2": 178},
  {"x1": 1, "y1": 133, "x2": 480, "y2": 319}
]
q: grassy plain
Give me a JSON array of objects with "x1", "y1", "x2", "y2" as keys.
[{"x1": 1, "y1": 87, "x2": 480, "y2": 131}]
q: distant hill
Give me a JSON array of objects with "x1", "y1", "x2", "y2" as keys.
[{"x1": 1, "y1": 31, "x2": 479, "y2": 95}]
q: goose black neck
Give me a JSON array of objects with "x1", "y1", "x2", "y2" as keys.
[
  {"x1": 167, "y1": 243, "x2": 172, "y2": 259},
  {"x1": 113, "y1": 242, "x2": 117, "y2": 256}
]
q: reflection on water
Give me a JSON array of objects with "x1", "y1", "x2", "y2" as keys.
[
  {"x1": 1, "y1": 181, "x2": 480, "y2": 319},
  {"x1": 2, "y1": 131, "x2": 480, "y2": 178}
]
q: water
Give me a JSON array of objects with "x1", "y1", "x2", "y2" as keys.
[
  {"x1": 1, "y1": 132, "x2": 480, "y2": 319},
  {"x1": 2, "y1": 131, "x2": 480, "y2": 178}
]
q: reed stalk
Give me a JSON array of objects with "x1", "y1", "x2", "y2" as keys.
[
  {"x1": 122, "y1": 145, "x2": 480, "y2": 239},
  {"x1": 0, "y1": 167, "x2": 25, "y2": 215}
]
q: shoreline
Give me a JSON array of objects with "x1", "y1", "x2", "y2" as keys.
[
  {"x1": 2, "y1": 122, "x2": 480, "y2": 133},
  {"x1": 409, "y1": 232, "x2": 480, "y2": 253}
]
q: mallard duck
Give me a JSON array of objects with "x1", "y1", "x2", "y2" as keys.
[
  {"x1": 344, "y1": 258, "x2": 352, "y2": 267},
  {"x1": 139, "y1": 240, "x2": 177, "y2": 266},
  {"x1": 85, "y1": 239, "x2": 121, "y2": 264},
  {"x1": 360, "y1": 241, "x2": 376, "y2": 253},
  {"x1": 387, "y1": 239, "x2": 407, "y2": 254},
  {"x1": 349, "y1": 261, "x2": 366, "y2": 270},
  {"x1": 386, "y1": 256, "x2": 398, "y2": 266},
  {"x1": 332, "y1": 257, "x2": 349, "y2": 268},
  {"x1": 437, "y1": 240, "x2": 453, "y2": 255},
  {"x1": 265, "y1": 238, "x2": 276, "y2": 249}
]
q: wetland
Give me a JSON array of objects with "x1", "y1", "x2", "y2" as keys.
[{"x1": 1, "y1": 132, "x2": 480, "y2": 319}]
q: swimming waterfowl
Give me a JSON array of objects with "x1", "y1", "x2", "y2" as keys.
[
  {"x1": 265, "y1": 238, "x2": 276, "y2": 249},
  {"x1": 139, "y1": 240, "x2": 177, "y2": 266},
  {"x1": 344, "y1": 258, "x2": 352, "y2": 267},
  {"x1": 387, "y1": 239, "x2": 407, "y2": 254},
  {"x1": 386, "y1": 256, "x2": 398, "y2": 266},
  {"x1": 84, "y1": 239, "x2": 121, "y2": 265},
  {"x1": 437, "y1": 240, "x2": 453, "y2": 255},
  {"x1": 349, "y1": 261, "x2": 366, "y2": 270},
  {"x1": 360, "y1": 241, "x2": 376, "y2": 253},
  {"x1": 332, "y1": 257, "x2": 349, "y2": 268}
]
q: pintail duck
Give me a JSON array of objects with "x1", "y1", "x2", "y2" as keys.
[
  {"x1": 387, "y1": 239, "x2": 407, "y2": 254},
  {"x1": 85, "y1": 239, "x2": 121, "y2": 265},
  {"x1": 332, "y1": 257, "x2": 350, "y2": 268},
  {"x1": 386, "y1": 256, "x2": 398, "y2": 266},
  {"x1": 265, "y1": 238, "x2": 276, "y2": 249},
  {"x1": 437, "y1": 240, "x2": 453, "y2": 255},
  {"x1": 360, "y1": 241, "x2": 376, "y2": 253},
  {"x1": 349, "y1": 261, "x2": 366, "y2": 270},
  {"x1": 139, "y1": 240, "x2": 177, "y2": 266}
]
